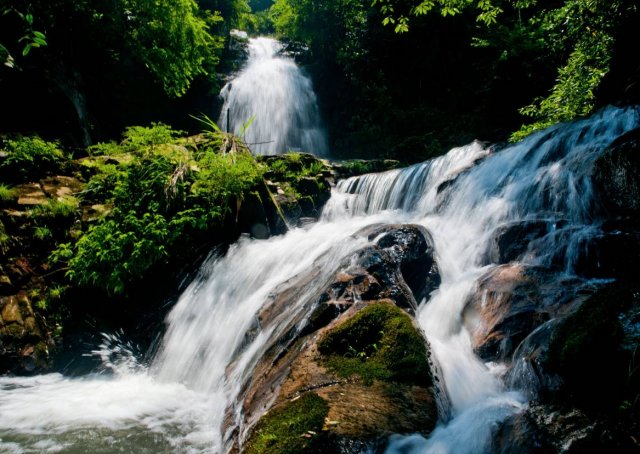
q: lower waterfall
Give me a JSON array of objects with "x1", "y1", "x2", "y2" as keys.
[{"x1": 0, "y1": 105, "x2": 638, "y2": 453}]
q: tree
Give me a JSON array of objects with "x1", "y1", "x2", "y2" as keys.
[{"x1": 372, "y1": 0, "x2": 639, "y2": 139}]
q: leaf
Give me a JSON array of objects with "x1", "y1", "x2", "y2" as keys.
[
  {"x1": 25, "y1": 13, "x2": 33, "y2": 24},
  {"x1": 22, "y1": 44, "x2": 32, "y2": 56}
]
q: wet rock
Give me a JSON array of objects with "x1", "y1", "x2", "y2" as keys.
[
  {"x1": 259, "y1": 154, "x2": 332, "y2": 225},
  {"x1": 355, "y1": 224, "x2": 440, "y2": 304},
  {"x1": 237, "y1": 190, "x2": 271, "y2": 239},
  {"x1": 14, "y1": 182, "x2": 48, "y2": 206},
  {"x1": 506, "y1": 282, "x2": 639, "y2": 423},
  {"x1": 573, "y1": 231, "x2": 640, "y2": 281},
  {"x1": 593, "y1": 127, "x2": 640, "y2": 217},
  {"x1": 331, "y1": 160, "x2": 402, "y2": 180},
  {"x1": 483, "y1": 220, "x2": 555, "y2": 265},
  {"x1": 0, "y1": 274, "x2": 14, "y2": 295},
  {"x1": 492, "y1": 407, "x2": 553, "y2": 453},
  {"x1": 232, "y1": 225, "x2": 440, "y2": 452},
  {"x1": 464, "y1": 264, "x2": 582, "y2": 362}
]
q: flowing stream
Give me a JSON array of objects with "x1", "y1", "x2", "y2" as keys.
[
  {"x1": 0, "y1": 106, "x2": 638, "y2": 453},
  {"x1": 218, "y1": 37, "x2": 328, "y2": 156}
]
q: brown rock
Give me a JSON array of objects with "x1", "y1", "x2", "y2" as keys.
[
  {"x1": 1, "y1": 296, "x2": 23, "y2": 324},
  {"x1": 464, "y1": 264, "x2": 583, "y2": 361},
  {"x1": 14, "y1": 183, "x2": 48, "y2": 206},
  {"x1": 40, "y1": 175, "x2": 83, "y2": 200}
]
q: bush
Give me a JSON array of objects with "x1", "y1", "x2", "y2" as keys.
[
  {"x1": 67, "y1": 212, "x2": 171, "y2": 295},
  {"x1": 122, "y1": 122, "x2": 184, "y2": 152},
  {"x1": 0, "y1": 137, "x2": 66, "y2": 181},
  {"x1": 61, "y1": 142, "x2": 266, "y2": 295},
  {"x1": 0, "y1": 184, "x2": 15, "y2": 203}
]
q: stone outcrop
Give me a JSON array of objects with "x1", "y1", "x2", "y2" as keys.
[
  {"x1": 463, "y1": 264, "x2": 584, "y2": 362},
  {"x1": 234, "y1": 224, "x2": 441, "y2": 453}
]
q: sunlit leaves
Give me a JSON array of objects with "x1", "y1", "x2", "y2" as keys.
[{"x1": 122, "y1": 0, "x2": 216, "y2": 97}]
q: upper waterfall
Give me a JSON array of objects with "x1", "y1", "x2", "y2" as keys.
[{"x1": 218, "y1": 37, "x2": 329, "y2": 156}]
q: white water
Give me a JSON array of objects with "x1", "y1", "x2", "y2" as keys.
[
  {"x1": 0, "y1": 106, "x2": 638, "y2": 453},
  {"x1": 218, "y1": 37, "x2": 328, "y2": 156}
]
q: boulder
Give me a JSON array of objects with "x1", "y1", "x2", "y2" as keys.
[
  {"x1": 244, "y1": 301, "x2": 437, "y2": 454},
  {"x1": 592, "y1": 127, "x2": 640, "y2": 217},
  {"x1": 463, "y1": 264, "x2": 583, "y2": 362},
  {"x1": 231, "y1": 225, "x2": 441, "y2": 452}
]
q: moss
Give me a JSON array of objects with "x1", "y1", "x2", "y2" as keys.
[
  {"x1": 318, "y1": 301, "x2": 431, "y2": 386},
  {"x1": 246, "y1": 393, "x2": 329, "y2": 454}
]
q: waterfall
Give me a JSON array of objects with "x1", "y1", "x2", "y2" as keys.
[
  {"x1": 218, "y1": 37, "x2": 329, "y2": 156},
  {"x1": 0, "y1": 106, "x2": 638, "y2": 453}
]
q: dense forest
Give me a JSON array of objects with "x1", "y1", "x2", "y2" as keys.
[
  {"x1": 2, "y1": 0, "x2": 639, "y2": 157},
  {"x1": 1, "y1": 1, "x2": 640, "y2": 453}
]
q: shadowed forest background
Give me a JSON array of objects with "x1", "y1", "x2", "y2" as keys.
[{"x1": 2, "y1": 0, "x2": 639, "y2": 161}]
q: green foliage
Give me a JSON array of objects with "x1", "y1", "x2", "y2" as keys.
[
  {"x1": 510, "y1": 0, "x2": 632, "y2": 140},
  {"x1": 191, "y1": 113, "x2": 252, "y2": 154},
  {"x1": 60, "y1": 129, "x2": 267, "y2": 296},
  {"x1": 246, "y1": 393, "x2": 329, "y2": 454},
  {"x1": 122, "y1": 122, "x2": 184, "y2": 152},
  {"x1": 87, "y1": 142, "x2": 124, "y2": 157},
  {"x1": 0, "y1": 137, "x2": 66, "y2": 181},
  {"x1": 33, "y1": 225, "x2": 53, "y2": 241},
  {"x1": 318, "y1": 301, "x2": 432, "y2": 386},
  {"x1": 120, "y1": 0, "x2": 221, "y2": 97},
  {"x1": 0, "y1": 184, "x2": 15, "y2": 203},
  {"x1": 0, "y1": 221, "x2": 9, "y2": 254},
  {"x1": 29, "y1": 197, "x2": 79, "y2": 221},
  {"x1": 194, "y1": 151, "x2": 266, "y2": 210},
  {"x1": 0, "y1": 5, "x2": 47, "y2": 68},
  {"x1": 67, "y1": 212, "x2": 171, "y2": 295},
  {"x1": 370, "y1": 0, "x2": 638, "y2": 141}
]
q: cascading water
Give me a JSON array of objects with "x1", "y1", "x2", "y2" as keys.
[
  {"x1": 0, "y1": 105, "x2": 638, "y2": 453},
  {"x1": 218, "y1": 37, "x2": 328, "y2": 156}
]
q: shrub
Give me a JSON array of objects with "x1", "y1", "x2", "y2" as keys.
[
  {"x1": 87, "y1": 141, "x2": 124, "y2": 157},
  {"x1": 0, "y1": 184, "x2": 15, "y2": 203},
  {"x1": 62, "y1": 144, "x2": 264, "y2": 295},
  {"x1": 122, "y1": 122, "x2": 184, "y2": 152},
  {"x1": 67, "y1": 211, "x2": 171, "y2": 295},
  {"x1": 1, "y1": 137, "x2": 66, "y2": 181}
]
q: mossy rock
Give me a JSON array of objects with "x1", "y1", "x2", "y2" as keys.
[
  {"x1": 318, "y1": 300, "x2": 431, "y2": 386},
  {"x1": 245, "y1": 392, "x2": 329, "y2": 454}
]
